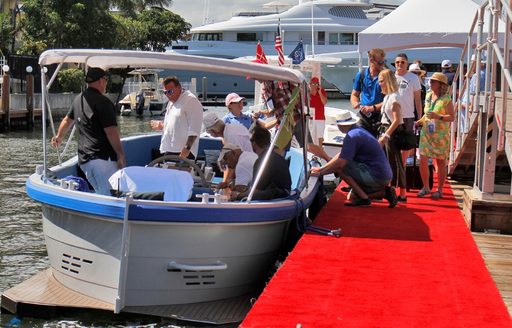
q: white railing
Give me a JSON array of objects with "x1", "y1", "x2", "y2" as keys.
[{"x1": 449, "y1": 0, "x2": 511, "y2": 194}]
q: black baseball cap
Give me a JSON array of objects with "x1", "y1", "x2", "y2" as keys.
[{"x1": 85, "y1": 67, "x2": 106, "y2": 83}]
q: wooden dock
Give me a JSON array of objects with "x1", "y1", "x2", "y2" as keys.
[{"x1": 449, "y1": 178, "x2": 512, "y2": 315}]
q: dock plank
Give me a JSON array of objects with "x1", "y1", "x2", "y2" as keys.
[{"x1": 449, "y1": 178, "x2": 512, "y2": 316}]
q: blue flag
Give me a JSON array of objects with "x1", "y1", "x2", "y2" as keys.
[{"x1": 288, "y1": 41, "x2": 305, "y2": 65}]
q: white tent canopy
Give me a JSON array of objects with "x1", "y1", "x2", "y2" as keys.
[{"x1": 358, "y1": 0, "x2": 484, "y2": 53}]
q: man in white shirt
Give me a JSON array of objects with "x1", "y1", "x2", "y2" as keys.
[
  {"x1": 150, "y1": 76, "x2": 203, "y2": 159},
  {"x1": 203, "y1": 112, "x2": 253, "y2": 152},
  {"x1": 217, "y1": 143, "x2": 258, "y2": 193},
  {"x1": 394, "y1": 53, "x2": 422, "y2": 166}
]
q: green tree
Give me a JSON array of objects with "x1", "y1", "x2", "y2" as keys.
[
  {"x1": 0, "y1": 12, "x2": 13, "y2": 54},
  {"x1": 58, "y1": 68, "x2": 85, "y2": 93},
  {"x1": 111, "y1": 0, "x2": 173, "y2": 16},
  {"x1": 21, "y1": 0, "x2": 118, "y2": 51},
  {"x1": 18, "y1": 0, "x2": 189, "y2": 55},
  {"x1": 134, "y1": 7, "x2": 190, "y2": 52}
]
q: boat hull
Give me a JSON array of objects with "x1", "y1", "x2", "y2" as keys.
[{"x1": 42, "y1": 204, "x2": 289, "y2": 306}]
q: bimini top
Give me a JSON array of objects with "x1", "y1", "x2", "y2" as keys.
[{"x1": 39, "y1": 49, "x2": 305, "y2": 84}]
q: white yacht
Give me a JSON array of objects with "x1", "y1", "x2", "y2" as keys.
[{"x1": 167, "y1": 0, "x2": 399, "y2": 96}]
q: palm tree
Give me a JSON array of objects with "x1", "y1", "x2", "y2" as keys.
[{"x1": 111, "y1": 0, "x2": 173, "y2": 15}]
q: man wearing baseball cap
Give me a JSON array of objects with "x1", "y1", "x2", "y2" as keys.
[
  {"x1": 310, "y1": 110, "x2": 396, "y2": 207},
  {"x1": 51, "y1": 67, "x2": 125, "y2": 195},
  {"x1": 223, "y1": 93, "x2": 255, "y2": 130},
  {"x1": 441, "y1": 59, "x2": 455, "y2": 86},
  {"x1": 309, "y1": 76, "x2": 328, "y2": 146}
]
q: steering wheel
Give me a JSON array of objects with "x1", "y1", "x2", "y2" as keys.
[{"x1": 147, "y1": 155, "x2": 209, "y2": 187}]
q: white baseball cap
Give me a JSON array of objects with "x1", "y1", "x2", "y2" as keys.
[
  {"x1": 441, "y1": 59, "x2": 452, "y2": 68},
  {"x1": 203, "y1": 112, "x2": 221, "y2": 129}
]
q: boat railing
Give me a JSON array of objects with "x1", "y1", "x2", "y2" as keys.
[{"x1": 449, "y1": 0, "x2": 511, "y2": 195}]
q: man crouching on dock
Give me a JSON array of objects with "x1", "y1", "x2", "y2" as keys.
[{"x1": 310, "y1": 110, "x2": 397, "y2": 208}]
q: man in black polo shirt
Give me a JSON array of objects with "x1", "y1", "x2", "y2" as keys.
[
  {"x1": 51, "y1": 67, "x2": 125, "y2": 195},
  {"x1": 249, "y1": 126, "x2": 291, "y2": 200}
]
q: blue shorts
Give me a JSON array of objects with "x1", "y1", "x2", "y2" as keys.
[{"x1": 343, "y1": 160, "x2": 389, "y2": 194}]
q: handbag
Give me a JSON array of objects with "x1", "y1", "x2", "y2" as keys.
[
  {"x1": 382, "y1": 101, "x2": 417, "y2": 151},
  {"x1": 391, "y1": 124, "x2": 417, "y2": 150}
]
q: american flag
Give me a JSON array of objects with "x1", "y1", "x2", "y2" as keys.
[{"x1": 275, "y1": 22, "x2": 285, "y2": 66}]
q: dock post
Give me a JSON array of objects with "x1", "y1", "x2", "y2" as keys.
[
  {"x1": 26, "y1": 66, "x2": 34, "y2": 127},
  {"x1": 1, "y1": 65, "x2": 10, "y2": 129},
  {"x1": 201, "y1": 77, "x2": 208, "y2": 101}
]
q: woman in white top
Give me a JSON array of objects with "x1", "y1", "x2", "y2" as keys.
[{"x1": 378, "y1": 69, "x2": 407, "y2": 201}]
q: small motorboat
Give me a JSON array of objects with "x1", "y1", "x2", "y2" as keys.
[{"x1": 2, "y1": 49, "x2": 323, "y2": 324}]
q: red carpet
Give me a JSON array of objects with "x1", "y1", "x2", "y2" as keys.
[{"x1": 241, "y1": 182, "x2": 512, "y2": 327}]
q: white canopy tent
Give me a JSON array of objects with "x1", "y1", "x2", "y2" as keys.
[{"x1": 358, "y1": 0, "x2": 485, "y2": 53}]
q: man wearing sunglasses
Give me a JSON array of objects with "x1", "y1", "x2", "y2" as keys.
[
  {"x1": 150, "y1": 76, "x2": 203, "y2": 159},
  {"x1": 350, "y1": 48, "x2": 386, "y2": 137}
]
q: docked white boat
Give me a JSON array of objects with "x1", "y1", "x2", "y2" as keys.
[
  {"x1": 118, "y1": 68, "x2": 166, "y2": 117},
  {"x1": 2, "y1": 49, "x2": 323, "y2": 324},
  {"x1": 169, "y1": 0, "x2": 400, "y2": 95}
]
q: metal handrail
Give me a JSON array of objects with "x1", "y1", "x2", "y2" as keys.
[{"x1": 449, "y1": 0, "x2": 511, "y2": 195}]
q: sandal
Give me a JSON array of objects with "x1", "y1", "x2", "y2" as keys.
[
  {"x1": 417, "y1": 188, "x2": 431, "y2": 197},
  {"x1": 431, "y1": 191, "x2": 443, "y2": 199},
  {"x1": 345, "y1": 198, "x2": 371, "y2": 207}
]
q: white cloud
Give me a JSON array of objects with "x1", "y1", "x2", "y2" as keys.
[{"x1": 170, "y1": 0, "x2": 296, "y2": 28}]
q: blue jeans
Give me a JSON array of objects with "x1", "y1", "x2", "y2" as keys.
[
  {"x1": 80, "y1": 159, "x2": 118, "y2": 195},
  {"x1": 343, "y1": 160, "x2": 389, "y2": 194}
]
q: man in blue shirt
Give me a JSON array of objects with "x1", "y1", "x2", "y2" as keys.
[
  {"x1": 350, "y1": 48, "x2": 386, "y2": 137},
  {"x1": 310, "y1": 110, "x2": 397, "y2": 207},
  {"x1": 223, "y1": 93, "x2": 255, "y2": 130}
]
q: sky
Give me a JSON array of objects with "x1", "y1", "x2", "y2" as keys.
[{"x1": 169, "y1": 0, "x2": 297, "y2": 28}]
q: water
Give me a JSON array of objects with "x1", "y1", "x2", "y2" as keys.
[{"x1": 0, "y1": 99, "x2": 349, "y2": 327}]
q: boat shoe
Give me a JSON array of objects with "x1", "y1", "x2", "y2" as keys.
[
  {"x1": 345, "y1": 198, "x2": 371, "y2": 207},
  {"x1": 431, "y1": 191, "x2": 443, "y2": 200},
  {"x1": 384, "y1": 186, "x2": 398, "y2": 208}
]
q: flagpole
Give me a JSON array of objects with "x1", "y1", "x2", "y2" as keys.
[{"x1": 311, "y1": 0, "x2": 315, "y2": 57}]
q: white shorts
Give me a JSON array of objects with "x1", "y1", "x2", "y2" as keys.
[{"x1": 309, "y1": 120, "x2": 326, "y2": 145}]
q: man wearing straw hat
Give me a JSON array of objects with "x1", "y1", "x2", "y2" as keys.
[{"x1": 310, "y1": 110, "x2": 397, "y2": 207}]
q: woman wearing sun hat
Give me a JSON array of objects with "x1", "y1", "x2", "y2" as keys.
[{"x1": 416, "y1": 72, "x2": 455, "y2": 199}]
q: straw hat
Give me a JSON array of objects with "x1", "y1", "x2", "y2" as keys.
[{"x1": 429, "y1": 72, "x2": 449, "y2": 85}]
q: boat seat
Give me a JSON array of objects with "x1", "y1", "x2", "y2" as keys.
[
  {"x1": 285, "y1": 147, "x2": 306, "y2": 192},
  {"x1": 109, "y1": 166, "x2": 193, "y2": 202}
]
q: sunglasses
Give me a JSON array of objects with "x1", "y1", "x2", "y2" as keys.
[
  {"x1": 311, "y1": 83, "x2": 319, "y2": 86},
  {"x1": 395, "y1": 60, "x2": 407, "y2": 64},
  {"x1": 163, "y1": 89, "x2": 174, "y2": 95}
]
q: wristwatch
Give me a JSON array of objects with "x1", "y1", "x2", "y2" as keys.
[{"x1": 372, "y1": 105, "x2": 377, "y2": 112}]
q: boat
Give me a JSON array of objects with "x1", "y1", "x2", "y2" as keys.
[
  {"x1": 169, "y1": 0, "x2": 469, "y2": 96},
  {"x1": 117, "y1": 69, "x2": 166, "y2": 117},
  {"x1": 168, "y1": 0, "x2": 400, "y2": 96},
  {"x1": 2, "y1": 49, "x2": 322, "y2": 324}
]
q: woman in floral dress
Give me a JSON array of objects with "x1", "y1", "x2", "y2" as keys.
[{"x1": 417, "y1": 73, "x2": 455, "y2": 199}]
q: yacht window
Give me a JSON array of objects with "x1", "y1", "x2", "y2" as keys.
[
  {"x1": 197, "y1": 33, "x2": 222, "y2": 41},
  {"x1": 237, "y1": 33, "x2": 257, "y2": 41},
  {"x1": 340, "y1": 33, "x2": 355, "y2": 45},
  {"x1": 328, "y1": 6, "x2": 366, "y2": 19},
  {"x1": 329, "y1": 33, "x2": 339, "y2": 45},
  {"x1": 318, "y1": 32, "x2": 325, "y2": 45}
]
